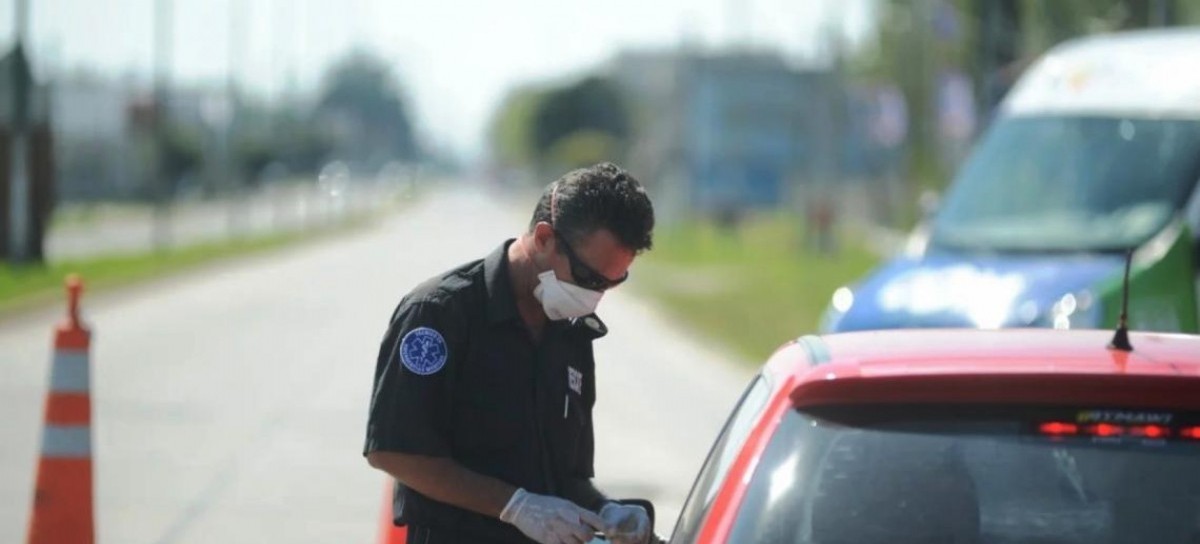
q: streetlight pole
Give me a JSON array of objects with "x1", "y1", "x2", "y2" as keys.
[
  {"x1": 152, "y1": 0, "x2": 173, "y2": 251},
  {"x1": 1151, "y1": 0, "x2": 1172, "y2": 27},
  {"x1": 7, "y1": 0, "x2": 30, "y2": 263}
]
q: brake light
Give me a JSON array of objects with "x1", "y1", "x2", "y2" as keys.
[
  {"x1": 1129, "y1": 425, "x2": 1170, "y2": 439},
  {"x1": 1087, "y1": 423, "x2": 1124, "y2": 437},
  {"x1": 1038, "y1": 422, "x2": 1079, "y2": 436},
  {"x1": 1039, "y1": 421, "x2": 1198, "y2": 440}
]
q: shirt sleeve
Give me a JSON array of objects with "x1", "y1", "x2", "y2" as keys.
[
  {"x1": 560, "y1": 476, "x2": 609, "y2": 513},
  {"x1": 363, "y1": 297, "x2": 461, "y2": 457}
]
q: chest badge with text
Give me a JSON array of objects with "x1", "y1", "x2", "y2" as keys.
[{"x1": 568, "y1": 366, "x2": 583, "y2": 395}]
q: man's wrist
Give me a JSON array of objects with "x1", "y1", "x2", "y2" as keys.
[{"x1": 499, "y1": 488, "x2": 527, "y2": 522}]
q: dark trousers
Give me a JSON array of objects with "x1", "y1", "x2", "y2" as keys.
[{"x1": 406, "y1": 525, "x2": 528, "y2": 544}]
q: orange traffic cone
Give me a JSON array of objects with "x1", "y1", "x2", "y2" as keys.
[
  {"x1": 378, "y1": 480, "x2": 407, "y2": 544},
  {"x1": 27, "y1": 275, "x2": 94, "y2": 544}
]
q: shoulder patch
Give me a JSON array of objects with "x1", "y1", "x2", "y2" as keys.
[{"x1": 399, "y1": 327, "x2": 448, "y2": 375}]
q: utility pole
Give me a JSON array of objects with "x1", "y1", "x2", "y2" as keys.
[
  {"x1": 152, "y1": 0, "x2": 173, "y2": 251},
  {"x1": 268, "y1": 0, "x2": 282, "y2": 137},
  {"x1": 7, "y1": 0, "x2": 31, "y2": 263},
  {"x1": 225, "y1": 0, "x2": 242, "y2": 237},
  {"x1": 1150, "y1": 0, "x2": 1173, "y2": 27}
]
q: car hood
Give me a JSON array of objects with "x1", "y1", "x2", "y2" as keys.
[{"x1": 828, "y1": 252, "x2": 1124, "y2": 332}]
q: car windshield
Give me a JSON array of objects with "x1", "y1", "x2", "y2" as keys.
[
  {"x1": 930, "y1": 116, "x2": 1200, "y2": 253},
  {"x1": 725, "y1": 405, "x2": 1200, "y2": 544}
]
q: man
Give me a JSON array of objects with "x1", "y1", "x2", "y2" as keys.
[{"x1": 364, "y1": 163, "x2": 657, "y2": 544}]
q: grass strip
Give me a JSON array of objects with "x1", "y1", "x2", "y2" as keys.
[
  {"x1": 0, "y1": 217, "x2": 372, "y2": 316},
  {"x1": 634, "y1": 214, "x2": 879, "y2": 363}
]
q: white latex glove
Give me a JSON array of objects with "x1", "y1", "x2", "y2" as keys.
[
  {"x1": 599, "y1": 502, "x2": 651, "y2": 544},
  {"x1": 499, "y1": 488, "x2": 607, "y2": 544}
]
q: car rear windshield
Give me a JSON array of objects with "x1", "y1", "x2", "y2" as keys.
[{"x1": 726, "y1": 405, "x2": 1200, "y2": 544}]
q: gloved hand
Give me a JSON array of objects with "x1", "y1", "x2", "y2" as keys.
[
  {"x1": 599, "y1": 502, "x2": 651, "y2": 544},
  {"x1": 499, "y1": 488, "x2": 606, "y2": 544}
]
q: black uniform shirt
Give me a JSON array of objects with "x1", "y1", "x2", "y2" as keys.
[{"x1": 363, "y1": 240, "x2": 608, "y2": 542}]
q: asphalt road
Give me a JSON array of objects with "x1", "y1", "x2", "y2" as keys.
[{"x1": 1, "y1": 181, "x2": 751, "y2": 543}]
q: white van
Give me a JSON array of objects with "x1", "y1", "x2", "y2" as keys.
[{"x1": 824, "y1": 28, "x2": 1200, "y2": 333}]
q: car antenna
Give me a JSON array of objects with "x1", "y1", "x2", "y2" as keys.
[{"x1": 1108, "y1": 249, "x2": 1134, "y2": 352}]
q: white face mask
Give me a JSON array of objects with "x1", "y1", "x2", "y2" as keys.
[{"x1": 533, "y1": 269, "x2": 604, "y2": 321}]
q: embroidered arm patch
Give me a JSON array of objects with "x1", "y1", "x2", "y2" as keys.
[{"x1": 399, "y1": 327, "x2": 448, "y2": 375}]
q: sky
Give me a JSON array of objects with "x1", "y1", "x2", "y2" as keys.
[{"x1": 6, "y1": 0, "x2": 873, "y2": 161}]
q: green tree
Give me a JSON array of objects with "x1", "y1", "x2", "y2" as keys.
[
  {"x1": 233, "y1": 134, "x2": 276, "y2": 184},
  {"x1": 317, "y1": 50, "x2": 418, "y2": 164},
  {"x1": 488, "y1": 85, "x2": 546, "y2": 168},
  {"x1": 273, "y1": 109, "x2": 335, "y2": 175},
  {"x1": 853, "y1": 0, "x2": 967, "y2": 192},
  {"x1": 961, "y1": 0, "x2": 1200, "y2": 110},
  {"x1": 531, "y1": 76, "x2": 630, "y2": 164},
  {"x1": 545, "y1": 130, "x2": 623, "y2": 168},
  {"x1": 161, "y1": 122, "x2": 206, "y2": 192},
  {"x1": 853, "y1": 0, "x2": 1200, "y2": 212}
]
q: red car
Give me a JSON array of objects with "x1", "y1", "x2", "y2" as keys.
[{"x1": 668, "y1": 329, "x2": 1200, "y2": 544}]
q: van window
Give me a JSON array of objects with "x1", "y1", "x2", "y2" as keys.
[
  {"x1": 1185, "y1": 177, "x2": 1200, "y2": 238},
  {"x1": 932, "y1": 116, "x2": 1200, "y2": 253}
]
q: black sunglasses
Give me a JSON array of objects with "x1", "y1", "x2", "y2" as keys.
[{"x1": 555, "y1": 233, "x2": 628, "y2": 291}]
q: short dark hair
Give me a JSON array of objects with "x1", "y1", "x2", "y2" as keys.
[{"x1": 530, "y1": 162, "x2": 655, "y2": 253}]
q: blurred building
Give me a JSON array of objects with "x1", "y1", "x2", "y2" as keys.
[
  {"x1": 612, "y1": 49, "x2": 901, "y2": 223},
  {"x1": 51, "y1": 75, "x2": 239, "y2": 202},
  {"x1": 52, "y1": 75, "x2": 143, "y2": 201}
]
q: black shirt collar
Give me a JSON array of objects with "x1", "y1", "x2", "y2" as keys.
[
  {"x1": 483, "y1": 239, "x2": 609, "y2": 339},
  {"x1": 484, "y1": 239, "x2": 521, "y2": 324}
]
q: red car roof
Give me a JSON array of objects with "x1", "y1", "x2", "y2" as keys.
[
  {"x1": 699, "y1": 329, "x2": 1200, "y2": 543},
  {"x1": 765, "y1": 329, "x2": 1200, "y2": 410}
]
